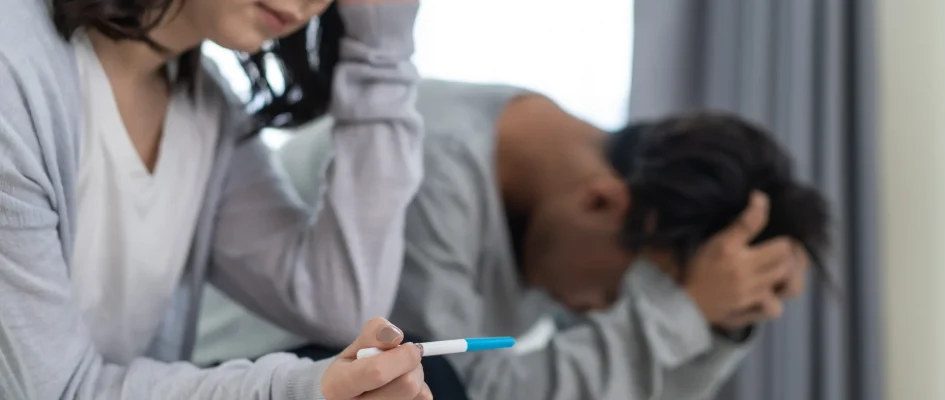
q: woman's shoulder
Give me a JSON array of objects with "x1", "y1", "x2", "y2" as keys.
[
  {"x1": 0, "y1": 0, "x2": 82, "y2": 115},
  {"x1": 0, "y1": 0, "x2": 82, "y2": 170},
  {"x1": 0, "y1": 2, "x2": 81, "y2": 229},
  {"x1": 0, "y1": 0, "x2": 78, "y2": 80}
]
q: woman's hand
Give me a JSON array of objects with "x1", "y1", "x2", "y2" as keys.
[{"x1": 321, "y1": 318, "x2": 432, "y2": 399}]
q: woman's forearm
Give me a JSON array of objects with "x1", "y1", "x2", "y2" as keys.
[
  {"x1": 319, "y1": 0, "x2": 424, "y2": 328},
  {"x1": 209, "y1": 1, "x2": 422, "y2": 346}
]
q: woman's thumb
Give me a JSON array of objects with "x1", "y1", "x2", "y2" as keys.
[{"x1": 340, "y1": 317, "x2": 405, "y2": 358}]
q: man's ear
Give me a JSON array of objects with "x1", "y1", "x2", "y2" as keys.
[{"x1": 580, "y1": 177, "x2": 629, "y2": 215}]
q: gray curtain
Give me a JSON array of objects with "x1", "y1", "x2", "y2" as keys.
[{"x1": 628, "y1": 1, "x2": 882, "y2": 400}]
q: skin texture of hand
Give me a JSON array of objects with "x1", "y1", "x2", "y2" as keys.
[
  {"x1": 775, "y1": 242, "x2": 810, "y2": 299},
  {"x1": 683, "y1": 191, "x2": 802, "y2": 332},
  {"x1": 321, "y1": 318, "x2": 432, "y2": 400},
  {"x1": 712, "y1": 242, "x2": 811, "y2": 332}
]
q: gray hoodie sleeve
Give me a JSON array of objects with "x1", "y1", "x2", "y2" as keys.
[
  {"x1": 0, "y1": 2, "x2": 418, "y2": 399},
  {"x1": 392, "y1": 142, "x2": 754, "y2": 400},
  {"x1": 207, "y1": 1, "x2": 424, "y2": 348}
]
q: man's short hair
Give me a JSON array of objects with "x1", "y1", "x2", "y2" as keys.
[{"x1": 607, "y1": 112, "x2": 831, "y2": 277}]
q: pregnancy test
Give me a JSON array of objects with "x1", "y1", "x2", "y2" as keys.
[{"x1": 356, "y1": 337, "x2": 515, "y2": 359}]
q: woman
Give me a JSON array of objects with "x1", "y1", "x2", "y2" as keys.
[{"x1": 0, "y1": 0, "x2": 429, "y2": 398}]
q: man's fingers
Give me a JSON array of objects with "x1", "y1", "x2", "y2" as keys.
[
  {"x1": 777, "y1": 264, "x2": 808, "y2": 299},
  {"x1": 349, "y1": 343, "x2": 424, "y2": 393},
  {"x1": 792, "y1": 242, "x2": 810, "y2": 271},
  {"x1": 746, "y1": 236, "x2": 794, "y2": 272},
  {"x1": 356, "y1": 363, "x2": 425, "y2": 399},
  {"x1": 777, "y1": 273, "x2": 805, "y2": 299},
  {"x1": 759, "y1": 295, "x2": 784, "y2": 319},
  {"x1": 340, "y1": 317, "x2": 405, "y2": 359},
  {"x1": 751, "y1": 258, "x2": 793, "y2": 293},
  {"x1": 742, "y1": 295, "x2": 785, "y2": 320},
  {"x1": 714, "y1": 191, "x2": 770, "y2": 245}
]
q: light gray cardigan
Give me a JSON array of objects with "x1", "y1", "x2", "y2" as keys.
[{"x1": 0, "y1": 1, "x2": 422, "y2": 399}]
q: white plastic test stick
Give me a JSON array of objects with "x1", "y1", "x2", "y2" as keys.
[{"x1": 356, "y1": 337, "x2": 515, "y2": 359}]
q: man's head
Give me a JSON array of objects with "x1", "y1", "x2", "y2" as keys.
[{"x1": 520, "y1": 112, "x2": 830, "y2": 312}]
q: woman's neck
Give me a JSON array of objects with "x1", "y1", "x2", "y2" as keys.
[{"x1": 85, "y1": 11, "x2": 202, "y2": 85}]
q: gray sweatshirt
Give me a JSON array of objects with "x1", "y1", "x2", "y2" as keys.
[
  {"x1": 208, "y1": 79, "x2": 755, "y2": 400},
  {"x1": 0, "y1": 1, "x2": 422, "y2": 399}
]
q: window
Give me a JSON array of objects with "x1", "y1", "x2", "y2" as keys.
[
  {"x1": 413, "y1": 1, "x2": 633, "y2": 131},
  {"x1": 204, "y1": 1, "x2": 634, "y2": 148}
]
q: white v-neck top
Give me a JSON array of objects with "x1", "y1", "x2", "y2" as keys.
[{"x1": 70, "y1": 33, "x2": 220, "y2": 364}]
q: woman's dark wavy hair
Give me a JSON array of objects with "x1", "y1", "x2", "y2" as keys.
[
  {"x1": 608, "y1": 112, "x2": 831, "y2": 281},
  {"x1": 51, "y1": 0, "x2": 342, "y2": 129}
]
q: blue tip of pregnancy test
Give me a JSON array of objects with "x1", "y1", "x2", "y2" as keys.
[{"x1": 464, "y1": 337, "x2": 516, "y2": 352}]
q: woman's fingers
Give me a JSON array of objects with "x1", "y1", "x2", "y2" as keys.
[
  {"x1": 322, "y1": 318, "x2": 424, "y2": 398},
  {"x1": 321, "y1": 343, "x2": 423, "y2": 399},
  {"x1": 339, "y1": 317, "x2": 406, "y2": 359},
  {"x1": 356, "y1": 364, "x2": 426, "y2": 399},
  {"x1": 413, "y1": 383, "x2": 433, "y2": 400},
  {"x1": 348, "y1": 343, "x2": 424, "y2": 393}
]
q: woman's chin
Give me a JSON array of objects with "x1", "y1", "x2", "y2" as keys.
[{"x1": 211, "y1": 33, "x2": 268, "y2": 54}]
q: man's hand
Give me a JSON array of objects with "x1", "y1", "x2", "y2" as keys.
[
  {"x1": 710, "y1": 243, "x2": 811, "y2": 331},
  {"x1": 775, "y1": 243, "x2": 810, "y2": 299},
  {"x1": 683, "y1": 191, "x2": 799, "y2": 332}
]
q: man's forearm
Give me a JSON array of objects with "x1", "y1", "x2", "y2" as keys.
[{"x1": 448, "y1": 261, "x2": 754, "y2": 400}]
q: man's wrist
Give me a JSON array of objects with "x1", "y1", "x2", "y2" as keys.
[
  {"x1": 711, "y1": 325, "x2": 754, "y2": 343},
  {"x1": 682, "y1": 285, "x2": 714, "y2": 325}
]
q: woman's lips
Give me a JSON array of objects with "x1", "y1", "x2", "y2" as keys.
[{"x1": 256, "y1": 3, "x2": 298, "y2": 34}]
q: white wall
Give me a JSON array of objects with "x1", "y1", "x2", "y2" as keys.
[{"x1": 877, "y1": 1, "x2": 945, "y2": 399}]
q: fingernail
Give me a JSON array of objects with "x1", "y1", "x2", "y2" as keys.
[
  {"x1": 414, "y1": 342, "x2": 425, "y2": 356},
  {"x1": 376, "y1": 325, "x2": 403, "y2": 343}
]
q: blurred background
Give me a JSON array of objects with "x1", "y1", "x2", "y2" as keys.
[
  {"x1": 205, "y1": 0, "x2": 633, "y2": 146},
  {"x1": 203, "y1": 1, "x2": 945, "y2": 399}
]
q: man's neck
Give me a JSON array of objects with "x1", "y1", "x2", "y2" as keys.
[
  {"x1": 493, "y1": 96, "x2": 609, "y2": 214},
  {"x1": 642, "y1": 250, "x2": 684, "y2": 282}
]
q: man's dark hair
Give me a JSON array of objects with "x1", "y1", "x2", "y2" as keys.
[
  {"x1": 608, "y1": 112, "x2": 831, "y2": 279},
  {"x1": 52, "y1": 0, "x2": 341, "y2": 130}
]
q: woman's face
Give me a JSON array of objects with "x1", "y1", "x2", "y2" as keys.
[{"x1": 175, "y1": 0, "x2": 334, "y2": 52}]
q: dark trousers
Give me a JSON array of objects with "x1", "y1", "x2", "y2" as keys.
[{"x1": 285, "y1": 333, "x2": 471, "y2": 400}]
